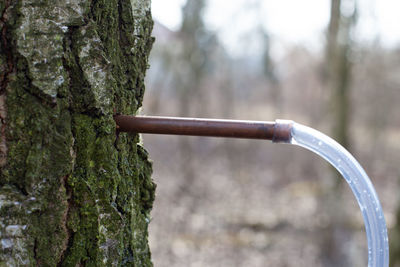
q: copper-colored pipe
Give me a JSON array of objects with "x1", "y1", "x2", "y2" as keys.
[{"x1": 114, "y1": 115, "x2": 293, "y2": 143}]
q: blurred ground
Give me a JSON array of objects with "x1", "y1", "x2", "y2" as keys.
[{"x1": 144, "y1": 132, "x2": 397, "y2": 266}]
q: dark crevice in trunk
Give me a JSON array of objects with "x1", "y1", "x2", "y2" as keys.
[
  {"x1": 57, "y1": 25, "x2": 80, "y2": 266},
  {"x1": 13, "y1": 183, "x2": 29, "y2": 196},
  {"x1": 115, "y1": 184, "x2": 126, "y2": 216},
  {"x1": 88, "y1": 0, "x2": 98, "y2": 21},
  {"x1": 0, "y1": 182, "x2": 30, "y2": 197},
  {"x1": 0, "y1": 0, "x2": 13, "y2": 168},
  {"x1": 56, "y1": 174, "x2": 74, "y2": 266},
  {"x1": 33, "y1": 238, "x2": 39, "y2": 265},
  {"x1": 0, "y1": 0, "x2": 14, "y2": 94}
]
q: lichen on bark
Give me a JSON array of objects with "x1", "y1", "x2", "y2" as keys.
[{"x1": 0, "y1": 0, "x2": 155, "y2": 266}]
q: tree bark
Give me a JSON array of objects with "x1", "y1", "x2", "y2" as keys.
[{"x1": 0, "y1": 0, "x2": 155, "y2": 266}]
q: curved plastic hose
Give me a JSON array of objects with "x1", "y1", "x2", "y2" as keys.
[{"x1": 283, "y1": 121, "x2": 389, "y2": 267}]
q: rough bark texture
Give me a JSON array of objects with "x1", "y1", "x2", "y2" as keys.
[{"x1": 0, "y1": 0, "x2": 155, "y2": 266}]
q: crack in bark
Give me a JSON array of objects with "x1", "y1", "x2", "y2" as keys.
[
  {"x1": 33, "y1": 238, "x2": 39, "y2": 265},
  {"x1": 89, "y1": 0, "x2": 98, "y2": 20},
  {"x1": 0, "y1": 0, "x2": 13, "y2": 167},
  {"x1": 0, "y1": 0, "x2": 15, "y2": 94},
  {"x1": 55, "y1": 26, "x2": 80, "y2": 266},
  {"x1": 0, "y1": 92, "x2": 6, "y2": 167},
  {"x1": 57, "y1": 13, "x2": 97, "y2": 262},
  {"x1": 57, "y1": 174, "x2": 73, "y2": 266}
]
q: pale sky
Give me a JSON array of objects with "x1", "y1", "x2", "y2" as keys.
[{"x1": 151, "y1": 0, "x2": 400, "y2": 56}]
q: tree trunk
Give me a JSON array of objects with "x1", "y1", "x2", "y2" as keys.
[
  {"x1": 0, "y1": 0, "x2": 155, "y2": 266},
  {"x1": 319, "y1": 0, "x2": 356, "y2": 266},
  {"x1": 326, "y1": 0, "x2": 355, "y2": 149},
  {"x1": 173, "y1": 0, "x2": 207, "y2": 203}
]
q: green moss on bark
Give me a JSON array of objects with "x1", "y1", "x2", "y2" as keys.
[{"x1": 0, "y1": 0, "x2": 155, "y2": 266}]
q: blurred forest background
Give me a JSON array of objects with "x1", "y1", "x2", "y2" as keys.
[{"x1": 142, "y1": 0, "x2": 400, "y2": 266}]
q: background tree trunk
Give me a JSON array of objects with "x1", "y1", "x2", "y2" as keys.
[
  {"x1": 173, "y1": 0, "x2": 208, "y2": 204},
  {"x1": 319, "y1": 0, "x2": 357, "y2": 266},
  {"x1": 0, "y1": 0, "x2": 155, "y2": 265},
  {"x1": 326, "y1": 0, "x2": 356, "y2": 149}
]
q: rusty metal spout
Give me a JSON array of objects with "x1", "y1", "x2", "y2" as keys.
[{"x1": 114, "y1": 115, "x2": 293, "y2": 143}]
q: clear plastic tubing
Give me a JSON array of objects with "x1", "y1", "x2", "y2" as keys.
[{"x1": 282, "y1": 121, "x2": 389, "y2": 267}]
